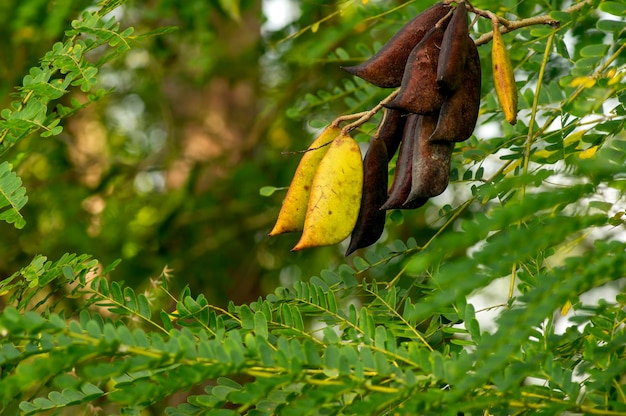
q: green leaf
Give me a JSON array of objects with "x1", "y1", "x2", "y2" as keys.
[
  {"x1": 280, "y1": 303, "x2": 293, "y2": 327},
  {"x1": 596, "y1": 19, "x2": 626, "y2": 32},
  {"x1": 257, "y1": 336, "x2": 274, "y2": 366},
  {"x1": 599, "y1": 1, "x2": 626, "y2": 16},
  {"x1": 259, "y1": 186, "x2": 281, "y2": 197},
  {"x1": 530, "y1": 27, "x2": 555, "y2": 37},
  {"x1": 254, "y1": 311, "x2": 268, "y2": 339},
  {"x1": 161, "y1": 311, "x2": 174, "y2": 332},
  {"x1": 291, "y1": 306, "x2": 305, "y2": 331},
  {"x1": 240, "y1": 305, "x2": 254, "y2": 330},
  {"x1": 334, "y1": 47, "x2": 350, "y2": 61},
  {"x1": 137, "y1": 294, "x2": 151, "y2": 319},
  {"x1": 352, "y1": 256, "x2": 369, "y2": 271},
  {"x1": 110, "y1": 281, "x2": 124, "y2": 304},
  {"x1": 580, "y1": 44, "x2": 609, "y2": 58},
  {"x1": 549, "y1": 11, "x2": 572, "y2": 23},
  {"x1": 81, "y1": 382, "x2": 104, "y2": 400},
  {"x1": 48, "y1": 391, "x2": 70, "y2": 406},
  {"x1": 124, "y1": 287, "x2": 138, "y2": 311},
  {"x1": 0, "y1": 162, "x2": 28, "y2": 228}
]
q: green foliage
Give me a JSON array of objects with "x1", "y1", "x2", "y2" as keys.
[
  {"x1": 0, "y1": 162, "x2": 27, "y2": 229},
  {"x1": 1, "y1": 0, "x2": 626, "y2": 415},
  {"x1": 1, "y1": 237, "x2": 625, "y2": 414},
  {"x1": 0, "y1": 6, "x2": 139, "y2": 157}
]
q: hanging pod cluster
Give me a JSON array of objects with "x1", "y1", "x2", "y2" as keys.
[
  {"x1": 271, "y1": 1, "x2": 488, "y2": 255},
  {"x1": 343, "y1": 1, "x2": 482, "y2": 254}
]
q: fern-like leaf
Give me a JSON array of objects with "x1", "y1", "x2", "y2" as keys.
[{"x1": 0, "y1": 162, "x2": 28, "y2": 229}]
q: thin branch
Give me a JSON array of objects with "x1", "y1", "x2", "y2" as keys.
[
  {"x1": 471, "y1": 0, "x2": 592, "y2": 45},
  {"x1": 340, "y1": 89, "x2": 399, "y2": 134},
  {"x1": 523, "y1": 31, "x2": 555, "y2": 180},
  {"x1": 334, "y1": 0, "x2": 593, "y2": 136},
  {"x1": 362, "y1": 283, "x2": 434, "y2": 352}
]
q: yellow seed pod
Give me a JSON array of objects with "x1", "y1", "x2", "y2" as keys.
[
  {"x1": 269, "y1": 125, "x2": 341, "y2": 236},
  {"x1": 491, "y1": 20, "x2": 518, "y2": 125},
  {"x1": 292, "y1": 132, "x2": 363, "y2": 251}
]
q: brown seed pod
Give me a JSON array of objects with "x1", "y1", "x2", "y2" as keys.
[
  {"x1": 429, "y1": 39, "x2": 481, "y2": 143},
  {"x1": 436, "y1": 2, "x2": 470, "y2": 93},
  {"x1": 378, "y1": 108, "x2": 407, "y2": 160},
  {"x1": 381, "y1": 114, "x2": 428, "y2": 210},
  {"x1": 385, "y1": 25, "x2": 448, "y2": 115},
  {"x1": 404, "y1": 114, "x2": 454, "y2": 206},
  {"x1": 346, "y1": 137, "x2": 389, "y2": 255},
  {"x1": 341, "y1": 2, "x2": 452, "y2": 88}
]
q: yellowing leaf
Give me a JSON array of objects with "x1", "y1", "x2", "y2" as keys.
[
  {"x1": 608, "y1": 70, "x2": 624, "y2": 86},
  {"x1": 561, "y1": 300, "x2": 571, "y2": 316},
  {"x1": 563, "y1": 130, "x2": 586, "y2": 146},
  {"x1": 491, "y1": 20, "x2": 518, "y2": 125},
  {"x1": 503, "y1": 159, "x2": 521, "y2": 174},
  {"x1": 292, "y1": 132, "x2": 363, "y2": 251},
  {"x1": 311, "y1": 22, "x2": 320, "y2": 33},
  {"x1": 269, "y1": 125, "x2": 341, "y2": 236},
  {"x1": 579, "y1": 146, "x2": 598, "y2": 159},
  {"x1": 570, "y1": 76, "x2": 596, "y2": 88},
  {"x1": 532, "y1": 149, "x2": 554, "y2": 159}
]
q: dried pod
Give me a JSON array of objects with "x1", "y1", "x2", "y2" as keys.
[
  {"x1": 342, "y1": 2, "x2": 452, "y2": 88},
  {"x1": 346, "y1": 137, "x2": 389, "y2": 255},
  {"x1": 429, "y1": 39, "x2": 481, "y2": 143},
  {"x1": 491, "y1": 19, "x2": 518, "y2": 125},
  {"x1": 405, "y1": 114, "x2": 454, "y2": 206},
  {"x1": 378, "y1": 108, "x2": 407, "y2": 159},
  {"x1": 436, "y1": 2, "x2": 470, "y2": 93},
  {"x1": 381, "y1": 114, "x2": 428, "y2": 210},
  {"x1": 385, "y1": 26, "x2": 448, "y2": 115}
]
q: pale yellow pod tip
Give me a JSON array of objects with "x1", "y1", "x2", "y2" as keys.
[
  {"x1": 292, "y1": 132, "x2": 363, "y2": 251},
  {"x1": 269, "y1": 125, "x2": 342, "y2": 236},
  {"x1": 491, "y1": 20, "x2": 518, "y2": 125}
]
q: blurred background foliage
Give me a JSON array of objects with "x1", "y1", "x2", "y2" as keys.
[{"x1": 0, "y1": 0, "x2": 436, "y2": 305}]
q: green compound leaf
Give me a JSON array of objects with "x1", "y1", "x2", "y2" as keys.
[{"x1": 0, "y1": 162, "x2": 28, "y2": 228}]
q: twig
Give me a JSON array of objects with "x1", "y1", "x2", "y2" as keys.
[
  {"x1": 331, "y1": 111, "x2": 369, "y2": 127},
  {"x1": 340, "y1": 89, "x2": 399, "y2": 135},
  {"x1": 471, "y1": 0, "x2": 592, "y2": 46},
  {"x1": 332, "y1": 0, "x2": 593, "y2": 135}
]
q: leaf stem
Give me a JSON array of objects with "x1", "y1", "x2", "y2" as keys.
[
  {"x1": 509, "y1": 263, "x2": 517, "y2": 299},
  {"x1": 523, "y1": 31, "x2": 555, "y2": 184},
  {"x1": 363, "y1": 284, "x2": 434, "y2": 352}
]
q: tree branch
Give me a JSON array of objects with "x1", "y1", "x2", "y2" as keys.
[
  {"x1": 334, "y1": 0, "x2": 593, "y2": 135},
  {"x1": 470, "y1": 0, "x2": 593, "y2": 46}
]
